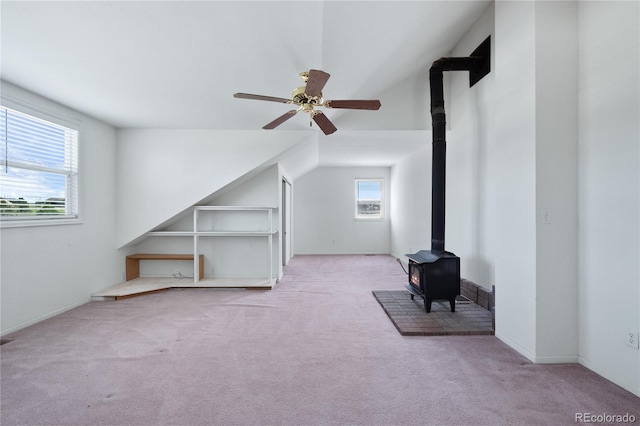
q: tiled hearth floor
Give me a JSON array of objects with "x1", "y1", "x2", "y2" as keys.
[{"x1": 373, "y1": 290, "x2": 494, "y2": 336}]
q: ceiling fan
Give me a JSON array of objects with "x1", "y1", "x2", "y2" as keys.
[{"x1": 233, "y1": 69, "x2": 381, "y2": 135}]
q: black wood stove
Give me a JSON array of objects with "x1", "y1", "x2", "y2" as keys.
[
  {"x1": 406, "y1": 250, "x2": 460, "y2": 313},
  {"x1": 405, "y1": 37, "x2": 490, "y2": 313}
]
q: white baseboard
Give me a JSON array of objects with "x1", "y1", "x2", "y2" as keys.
[
  {"x1": 534, "y1": 354, "x2": 580, "y2": 364},
  {"x1": 579, "y1": 356, "x2": 640, "y2": 397},
  {"x1": 497, "y1": 331, "x2": 639, "y2": 397},
  {"x1": 1, "y1": 298, "x2": 90, "y2": 337},
  {"x1": 494, "y1": 330, "x2": 536, "y2": 363}
]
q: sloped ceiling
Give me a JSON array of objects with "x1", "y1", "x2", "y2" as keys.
[{"x1": 1, "y1": 0, "x2": 491, "y2": 166}]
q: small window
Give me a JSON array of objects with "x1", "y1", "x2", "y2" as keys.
[
  {"x1": 355, "y1": 178, "x2": 384, "y2": 220},
  {"x1": 1, "y1": 106, "x2": 79, "y2": 225}
]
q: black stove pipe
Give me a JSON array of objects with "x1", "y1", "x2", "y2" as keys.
[{"x1": 429, "y1": 55, "x2": 485, "y2": 253}]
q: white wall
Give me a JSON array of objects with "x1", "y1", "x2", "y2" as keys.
[
  {"x1": 577, "y1": 0, "x2": 639, "y2": 396},
  {"x1": 533, "y1": 0, "x2": 579, "y2": 363},
  {"x1": 492, "y1": 0, "x2": 538, "y2": 360},
  {"x1": 294, "y1": 167, "x2": 390, "y2": 255},
  {"x1": 446, "y1": 3, "x2": 496, "y2": 288},
  {"x1": 390, "y1": 4, "x2": 497, "y2": 286},
  {"x1": 135, "y1": 164, "x2": 283, "y2": 280},
  {"x1": 207, "y1": 164, "x2": 282, "y2": 280},
  {"x1": 1, "y1": 82, "x2": 121, "y2": 335},
  {"x1": 389, "y1": 142, "x2": 431, "y2": 258},
  {"x1": 389, "y1": 142, "x2": 430, "y2": 262},
  {"x1": 116, "y1": 129, "x2": 310, "y2": 248},
  {"x1": 2, "y1": 0, "x2": 637, "y2": 397},
  {"x1": 390, "y1": 0, "x2": 640, "y2": 396}
]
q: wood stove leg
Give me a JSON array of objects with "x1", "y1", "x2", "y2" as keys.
[
  {"x1": 449, "y1": 298, "x2": 456, "y2": 312},
  {"x1": 425, "y1": 298, "x2": 432, "y2": 313}
]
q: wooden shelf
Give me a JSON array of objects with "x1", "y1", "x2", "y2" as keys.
[{"x1": 126, "y1": 253, "x2": 204, "y2": 281}]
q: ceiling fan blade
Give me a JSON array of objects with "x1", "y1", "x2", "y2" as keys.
[
  {"x1": 324, "y1": 100, "x2": 381, "y2": 110},
  {"x1": 234, "y1": 93, "x2": 292, "y2": 104},
  {"x1": 312, "y1": 111, "x2": 337, "y2": 135},
  {"x1": 304, "y1": 69, "x2": 331, "y2": 98},
  {"x1": 263, "y1": 110, "x2": 298, "y2": 129}
]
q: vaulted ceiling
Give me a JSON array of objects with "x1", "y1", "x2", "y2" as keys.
[{"x1": 1, "y1": 1, "x2": 491, "y2": 166}]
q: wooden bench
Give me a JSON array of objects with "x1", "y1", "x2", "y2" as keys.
[{"x1": 126, "y1": 254, "x2": 204, "y2": 281}]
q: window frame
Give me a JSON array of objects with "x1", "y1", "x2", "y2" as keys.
[
  {"x1": 0, "y1": 97, "x2": 82, "y2": 228},
  {"x1": 354, "y1": 178, "x2": 384, "y2": 221}
]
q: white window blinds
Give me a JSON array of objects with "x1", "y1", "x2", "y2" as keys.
[{"x1": 0, "y1": 106, "x2": 79, "y2": 220}]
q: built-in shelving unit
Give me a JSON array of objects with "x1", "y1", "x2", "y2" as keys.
[
  {"x1": 92, "y1": 206, "x2": 279, "y2": 300},
  {"x1": 145, "y1": 206, "x2": 278, "y2": 284}
]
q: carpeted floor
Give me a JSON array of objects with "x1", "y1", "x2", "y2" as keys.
[{"x1": 1, "y1": 255, "x2": 638, "y2": 425}]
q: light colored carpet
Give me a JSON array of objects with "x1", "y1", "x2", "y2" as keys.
[{"x1": 1, "y1": 255, "x2": 638, "y2": 425}]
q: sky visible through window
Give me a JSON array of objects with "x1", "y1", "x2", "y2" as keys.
[
  {"x1": 357, "y1": 180, "x2": 381, "y2": 200},
  {"x1": 1, "y1": 108, "x2": 68, "y2": 203},
  {"x1": 356, "y1": 179, "x2": 383, "y2": 218}
]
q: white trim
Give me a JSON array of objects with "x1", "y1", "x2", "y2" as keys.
[
  {"x1": 534, "y1": 355, "x2": 579, "y2": 364},
  {"x1": 0, "y1": 217, "x2": 82, "y2": 229},
  {"x1": 0, "y1": 102, "x2": 82, "y2": 226},
  {"x1": 354, "y1": 178, "x2": 385, "y2": 220},
  {"x1": 0, "y1": 93, "x2": 81, "y2": 131},
  {"x1": 1, "y1": 297, "x2": 90, "y2": 337},
  {"x1": 494, "y1": 330, "x2": 536, "y2": 363},
  {"x1": 579, "y1": 355, "x2": 640, "y2": 397}
]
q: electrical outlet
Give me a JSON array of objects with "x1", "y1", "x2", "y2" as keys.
[{"x1": 626, "y1": 331, "x2": 639, "y2": 349}]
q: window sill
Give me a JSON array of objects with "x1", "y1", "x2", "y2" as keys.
[
  {"x1": 354, "y1": 217, "x2": 385, "y2": 222},
  {"x1": 0, "y1": 217, "x2": 83, "y2": 229}
]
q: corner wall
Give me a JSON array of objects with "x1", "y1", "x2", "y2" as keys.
[
  {"x1": 390, "y1": 3, "x2": 498, "y2": 289},
  {"x1": 577, "y1": 0, "x2": 639, "y2": 396},
  {"x1": 492, "y1": 0, "x2": 538, "y2": 359},
  {"x1": 390, "y1": 144, "x2": 431, "y2": 259},
  {"x1": 446, "y1": 3, "x2": 496, "y2": 289},
  {"x1": 294, "y1": 166, "x2": 391, "y2": 255},
  {"x1": 533, "y1": 0, "x2": 579, "y2": 364}
]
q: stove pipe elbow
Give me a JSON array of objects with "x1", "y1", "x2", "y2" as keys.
[{"x1": 427, "y1": 37, "x2": 491, "y2": 253}]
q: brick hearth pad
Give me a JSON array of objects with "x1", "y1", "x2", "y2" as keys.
[{"x1": 372, "y1": 290, "x2": 494, "y2": 336}]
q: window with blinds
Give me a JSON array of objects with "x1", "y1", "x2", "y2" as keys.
[{"x1": 0, "y1": 106, "x2": 79, "y2": 222}]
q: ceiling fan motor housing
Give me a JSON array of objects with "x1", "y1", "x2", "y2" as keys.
[{"x1": 292, "y1": 85, "x2": 322, "y2": 111}]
